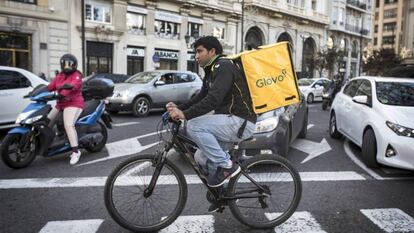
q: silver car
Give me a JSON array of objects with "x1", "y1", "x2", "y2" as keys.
[{"x1": 106, "y1": 70, "x2": 202, "y2": 117}]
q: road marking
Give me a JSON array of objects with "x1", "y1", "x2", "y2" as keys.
[
  {"x1": 266, "y1": 211, "x2": 327, "y2": 233},
  {"x1": 160, "y1": 215, "x2": 214, "y2": 233},
  {"x1": 307, "y1": 124, "x2": 315, "y2": 130},
  {"x1": 291, "y1": 138, "x2": 331, "y2": 164},
  {"x1": 343, "y1": 140, "x2": 414, "y2": 180},
  {"x1": 77, "y1": 130, "x2": 166, "y2": 166},
  {"x1": 0, "y1": 171, "x2": 365, "y2": 189},
  {"x1": 112, "y1": 122, "x2": 140, "y2": 127},
  {"x1": 39, "y1": 219, "x2": 103, "y2": 233},
  {"x1": 361, "y1": 208, "x2": 414, "y2": 233}
]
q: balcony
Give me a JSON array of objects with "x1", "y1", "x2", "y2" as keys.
[
  {"x1": 345, "y1": 23, "x2": 369, "y2": 35},
  {"x1": 346, "y1": 0, "x2": 367, "y2": 11}
]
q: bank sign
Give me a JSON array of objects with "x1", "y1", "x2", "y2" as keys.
[{"x1": 154, "y1": 50, "x2": 179, "y2": 60}]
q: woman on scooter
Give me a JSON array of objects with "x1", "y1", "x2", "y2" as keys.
[{"x1": 47, "y1": 54, "x2": 84, "y2": 165}]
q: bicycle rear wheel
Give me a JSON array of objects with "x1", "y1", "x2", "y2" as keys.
[
  {"x1": 228, "y1": 154, "x2": 302, "y2": 229},
  {"x1": 104, "y1": 154, "x2": 187, "y2": 232}
]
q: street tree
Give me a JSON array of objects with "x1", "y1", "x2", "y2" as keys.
[{"x1": 363, "y1": 48, "x2": 401, "y2": 76}]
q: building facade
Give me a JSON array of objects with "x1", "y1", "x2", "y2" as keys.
[
  {"x1": 3, "y1": 0, "x2": 372, "y2": 80},
  {"x1": 373, "y1": 0, "x2": 404, "y2": 54},
  {"x1": 0, "y1": 0, "x2": 70, "y2": 79},
  {"x1": 327, "y1": 0, "x2": 373, "y2": 79}
]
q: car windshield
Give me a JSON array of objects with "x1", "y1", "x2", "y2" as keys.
[
  {"x1": 125, "y1": 72, "x2": 158, "y2": 84},
  {"x1": 298, "y1": 79, "x2": 313, "y2": 86},
  {"x1": 376, "y1": 81, "x2": 414, "y2": 106}
]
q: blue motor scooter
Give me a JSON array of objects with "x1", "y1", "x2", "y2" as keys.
[{"x1": 0, "y1": 78, "x2": 114, "y2": 168}]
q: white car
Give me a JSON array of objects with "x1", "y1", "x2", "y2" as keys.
[
  {"x1": 329, "y1": 75, "x2": 414, "y2": 170},
  {"x1": 0, "y1": 66, "x2": 49, "y2": 129},
  {"x1": 298, "y1": 78, "x2": 331, "y2": 103}
]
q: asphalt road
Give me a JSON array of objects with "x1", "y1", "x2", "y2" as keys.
[{"x1": 1, "y1": 104, "x2": 413, "y2": 233}]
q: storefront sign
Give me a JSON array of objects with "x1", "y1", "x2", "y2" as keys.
[
  {"x1": 155, "y1": 50, "x2": 179, "y2": 60},
  {"x1": 127, "y1": 47, "x2": 145, "y2": 57},
  {"x1": 155, "y1": 11, "x2": 182, "y2": 23},
  {"x1": 127, "y1": 6, "x2": 148, "y2": 14}
]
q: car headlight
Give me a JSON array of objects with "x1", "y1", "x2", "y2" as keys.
[
  {"x1": 24, "y1": 115, "x2": 43, "y2": 124},
  {"x1": 386, "y1": 121, "x2": 414, "y2": 138},
  {"x1": 15, "y1": 110, "x2": 36, "y2": 124},
  {"x1": 255, "y1": 116, "x2": 279, "y2": 133}
]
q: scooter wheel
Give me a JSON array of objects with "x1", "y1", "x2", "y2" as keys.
[{"x1": 0, "y1": 133, "x2": 37, "y2": 169}]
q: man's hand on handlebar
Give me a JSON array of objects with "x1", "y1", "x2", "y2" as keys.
[{"x1": 166, "y1": 102, "x2": 185, "y2": 121}]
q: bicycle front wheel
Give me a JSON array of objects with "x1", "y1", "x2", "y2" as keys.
[
  {"x1": 104, "y1": 154, "x2": 188, "y2": 232},
  {"x1": 228, "y1": 154, "x2": 302, "y2": 229}
]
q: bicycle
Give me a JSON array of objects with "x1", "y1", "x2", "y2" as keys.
[{"x1": 104, "y1": 113, "x2": 302, "y2": 232}]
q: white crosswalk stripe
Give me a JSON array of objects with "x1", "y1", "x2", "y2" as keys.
[
  {"x1": 160, "y1": 215, "x2": 215, "y2": 233},
  {"x1": 361, "y1": 208, "x2": 414, "y2": 233},
  {"x1": 39, "y1": 219, "x2": 103, "y2": 233},
  {"x1": 0, "y1": 171, "x2": 366, "y2": 189},
  {"x1": 36, "y1": 209, "x2": 414, "y2": 233},
  {"x1": 266, "y1": 212, "x2": 327, "y2": 233}
]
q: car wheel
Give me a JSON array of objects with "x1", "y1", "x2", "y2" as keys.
[
  {"x1": 132, "y1": 97, "x2": 150, "y2": 117},
  {"x1": 307, "y1": 93, "x2": 314, "y2": 104},
  {"x1": 329, "y1": 112, "x2": 342, "y2": 139},
  {"x1": 362, "y1": 129, "x2": 380, "y2": 168},
  {"x1": 298, "y1": 110, "x2": 308, "y2": 138}
]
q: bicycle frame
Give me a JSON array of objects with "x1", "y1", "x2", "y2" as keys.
[{"x1": 144, "y1": 118, "x2": 271, "y2": 205}]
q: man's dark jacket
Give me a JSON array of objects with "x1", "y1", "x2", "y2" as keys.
[{"x1": 179, "y1": 56, "x2": 257, "y2": 123}]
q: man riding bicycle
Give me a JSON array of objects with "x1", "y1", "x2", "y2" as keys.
[{"x1": 167, "y1": 36, "x2": 257, "y2": 188}]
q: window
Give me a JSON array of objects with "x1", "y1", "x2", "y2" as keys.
[
  {"x1": 9, "y1": 0, "x2": 36, "y2": 3},
  {"x1": 374, "y1": 38, "x2": 377, "y2": 45},
  {"x1": 155, "y1": 20, "x2": 180, "y2": 39},
  {"x1": 127, "y1": 13, "x2": 146, "y2": 35},
  {"x1": 213, "y1": 26, "x2": 225, "y2": 39},
  {"x1": 385, "y1": 0, "x2": 397, "y2": 4},
  {"x1": 384, "y1": 9, "x2": 397, "y2": 18},
  {"x1": 383, "y1": 36, "x2": 395, "y2": 45},
  {"x1": 374, "y1": 25, "x2": 378, "y2": 33},
  {"x1": 175, "y1": 73, "x2": 195, "y2": 83},
  {"x1": 159, "y1": 73, "x2": 174, "y2": 84},
  {"x1": 376, "y1": 81, "x2": 414, "y2": 106},
  {"x1": 0, "y1": 70, "x2": 31, "y2": 90},
  {"x1": 85, "y1": 3, "x2": 112, "y2": 24},
  {"x1": 312, "y1": 0, "x2": 317, "y2": 10},
  {"x1": 355, "y1": 80, "x2": 372, "y2": 105},
  {"x1": 188, "y1": 22, "x2": 201, "y2": 38},
  {"x1": 343, "y1": 80, "x2": 362, "y2": 97},
  {"x1": 383, "y1": 23, "x2": 396, "y2": 31}
]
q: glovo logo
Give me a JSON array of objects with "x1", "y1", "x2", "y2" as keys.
[{"x1": 256, "y1": 69, "x2": 288, "y2": 88}]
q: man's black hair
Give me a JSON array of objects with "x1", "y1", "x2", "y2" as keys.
[{"x1": 194, "y1": 36, "x2": 223, "y2": 55}]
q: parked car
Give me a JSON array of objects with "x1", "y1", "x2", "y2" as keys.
[
  {"x1": 106, "y1": 70, "x2": 202, "y2": 117},
  {"x1": 0, "y1": 66, "x2": 50, "y2": 129},
  {"x1": 240, "y1": 94, "x2": 308, "y2": 157},
  {"x1": 329, "y1": 74, "x2": 414, "y2": 170},
  {"x1": 298, "y1": 78, "x2": 331, "y2": 103},
  {"x1": 84, "y1": 73, "x2": 129, "y2": 84}
]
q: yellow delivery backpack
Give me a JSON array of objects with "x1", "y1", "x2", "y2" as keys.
[{"x1": 228, "y1": 41, "x2": 301, "y2": 114}]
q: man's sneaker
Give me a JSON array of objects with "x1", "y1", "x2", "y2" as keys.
[
  {"x1": 207, "y1": 162, "x2": 241, "y2": 188},
  {"x1": 69, "y1": 151, "x2": 81, "y2": 165}
]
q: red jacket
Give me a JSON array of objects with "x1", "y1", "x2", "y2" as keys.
[{"x1": 48, "y1": 71, "x2": 84, "y2": 110}]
